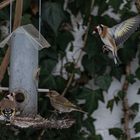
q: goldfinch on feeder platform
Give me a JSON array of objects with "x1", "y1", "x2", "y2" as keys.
[{"x1": 0, "y1": 93, "x2": 16, "y2": 122}]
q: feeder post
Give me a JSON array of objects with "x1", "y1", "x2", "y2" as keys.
[{"x1": 9, "y1": 31, "x2": 38, "y2": 116}]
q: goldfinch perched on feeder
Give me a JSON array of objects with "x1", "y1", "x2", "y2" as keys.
[
  {"x1": 0, "y1": 93, "x2": 16, "y2": 122},
  {"x1": 46, "y1": 90, "x2": 86, "y2": 114},
  {"x1": 93, "y1": 15, "x2": 140, "y2": 64}
]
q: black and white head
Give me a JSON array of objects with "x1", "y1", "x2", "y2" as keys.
[
  {"x1": 1, "y1": 107, "x2": 15, "y2": 121},
  {"x1": 93, "y1": 24, "x2": 104, "y2": 35}
]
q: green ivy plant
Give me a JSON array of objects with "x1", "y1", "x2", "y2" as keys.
[{"x1": 0, "y1": 0, "x2": 140, "y2": 140}]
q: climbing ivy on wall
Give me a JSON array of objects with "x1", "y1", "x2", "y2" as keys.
[{"x1": 0, "y1": 0, "x2": 140, "y2": 139}]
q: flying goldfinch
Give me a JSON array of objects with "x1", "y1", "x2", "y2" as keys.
[
  {"x1": 0, "y1": 93, "x2": 16, "y2": 122},
  {"x1": 46, "y1": 90, "x2": 86, "y2": 114},
  {"x1": 93, "y1": 15, "x2": 140, "y2": 64}
]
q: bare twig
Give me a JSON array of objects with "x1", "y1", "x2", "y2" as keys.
[
  {"x1": 0, "y1": 0, "x2": 15, "y2": 10},
  {"x1": 122, "y1": 63, "x2": 131, "y2": 140},
  {"x1": 75, "y1": 16, "x2": 92, "y2": 64},
  {"x1": 62, "y1": 16, "x2": 92, "y2": 96},
  {"x1": 13, "y1": 0, "x2": 23, "y2": 30},
  {"x1": 0, "y1": 0, "x2": 23, "y2": 83},
  {"x1": 62, "y1": 72, "x2": 74, "y2": 96},
  {"x1": 62, "y1": 0, "x2": 95, "y2": 96},
  {"x1": 76, "y1": 0, "x2": 95, "y2": 58},
  {"x1": 0, "y1": 48, "x2": 10, "y2": 82}
]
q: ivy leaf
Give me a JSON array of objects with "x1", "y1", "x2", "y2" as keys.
[
  {"x1": 88, "y1": 134, "x2": 102, "y2": 140},
  {"x1": 95, "y1": 75, "x2": 112, "y2": 91},
  {"x1": 82, "y1": 55, "x2": 96, "y2": 75},
  {"x1": 114, "y1": 96, "x2": 120, "y2": 105},
  {"x1": 135, "y1": 67, "x2": 140, "y2": 80},
  {"x1": 76, "y1": 87, "x2": 93, "y2": 99},
  {"x1": 85, "y1": 36, "x2": 101, "y2": 59},
  {"x1": 0, "y1": 11, "x2": 9, "y2": 20},
  {"x1": 41, "y1": 48, "x2": 58, "y2": 60},
  {"x1": 77, "y1": 87, "x2": 99, "y2": 115},
  {"x1": 22, "y1": 14, "x2": 31, "y2": 25},
  {"x1": 107, "y1": 99, "x2": 114, "y2": 112},
  {"x1": 111, "y1": 66, "x2": 124, "y2": 81},
  {"x1": 107, "y1": 91, "x2": 124, "y2": 110},
  {"x1": 83, "y1": 117, "x2": 95, "y2": 134},
  {"x1": 97, "y1": 1, "x2": 108, "y2": 15},
  {"x1": 126, "y1": 74, "x2": 136, "y2": 84},
  {"x1": 42, "y1": 2, "x2": 65, "y2": 34},
  {"x1": 23, "y1": 0, "x2": 30, "y2": 12},
  {"x1": 82, "y1": 53, "x2": 108, "y2": 76},
  {"x1": 109, "y1": 128, "x2": 124, "y2": 139},
  {"x1": 130, "y1": 103, "x2": 139, "y2": 119},
  {"x1": 95, "y1": 89, "x2": 104, "y2": 103},
  {"x1": 65, "y1": 62, "x2": 75, "y2": 73},
  {"x1": 55, "y1": 76, "x2": 66, "y2": 92},
  {"x1": 119, "y1": 44, "x2": 136, "y2": 64},
  {"x1": 137, "y1": 88, "x2": 140, "y2": 95},
  {"x1": 42, "y1": 75, "x2": 57, "y2": 89},
  {"x1": 56, "y1": 31, "x2": 74, "y2": 51},
  {"x1": 44, "y1": 59, "x2": 58, "y2": 73},
  {"x1": 108, "y1": 0, "x2": 122, "y2": 11},
  {"x1": 134, "y1": 122, "x2": 140, "y2": 133},
  {"x1": 132, "y1": 137, "x2": 140, "y2": 140},
  {"x1": 130, "y1": 103, "x2": 139, "y2": 113},
  {"x1": 117, "y1": 91, "x2": 125, "y2": 100},
  {"x1": 86, "y1": 91, "x2": 98, "y2": 115}
]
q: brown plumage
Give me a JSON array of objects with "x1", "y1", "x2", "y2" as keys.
[
  {"x1": 93, "y1": 15, "x2": 140, "y2": 64},
  {"x1": 46, "y1": 90, "x2": 86, "y2": 114},
  {"x1": 0, "y1": 93, "x2": 16, "y2": 121}
]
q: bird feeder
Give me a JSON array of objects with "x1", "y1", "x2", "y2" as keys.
[
  {"x1": 0, "y1": 24, "x2": 50, "y2": 116},
  {"x1": 0, "y1": 24, "x2": 75, "y2": 128},
  {"x1": 0, "y1": 0, "x2": 75, "y2": 129}
]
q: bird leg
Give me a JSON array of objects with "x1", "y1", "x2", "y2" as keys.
[{"x1": 49, "y1": 110, "x2": 59, "y2": 120}]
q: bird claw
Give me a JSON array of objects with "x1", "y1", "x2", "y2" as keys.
[{"x1": 102, "y1": 45, "x2": 109, "y2": 53}]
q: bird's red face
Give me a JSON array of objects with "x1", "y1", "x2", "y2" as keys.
[
  {"x1": 93, "y1": 24, "x2": 104, "y2": 35},
  {"x1": 93, "y1": 26, "x2": 98, "y2": 34}
]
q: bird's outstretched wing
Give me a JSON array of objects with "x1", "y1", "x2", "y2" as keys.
[{"x1": 109, "y1": 15, "x2": 140, "y2": 46}]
